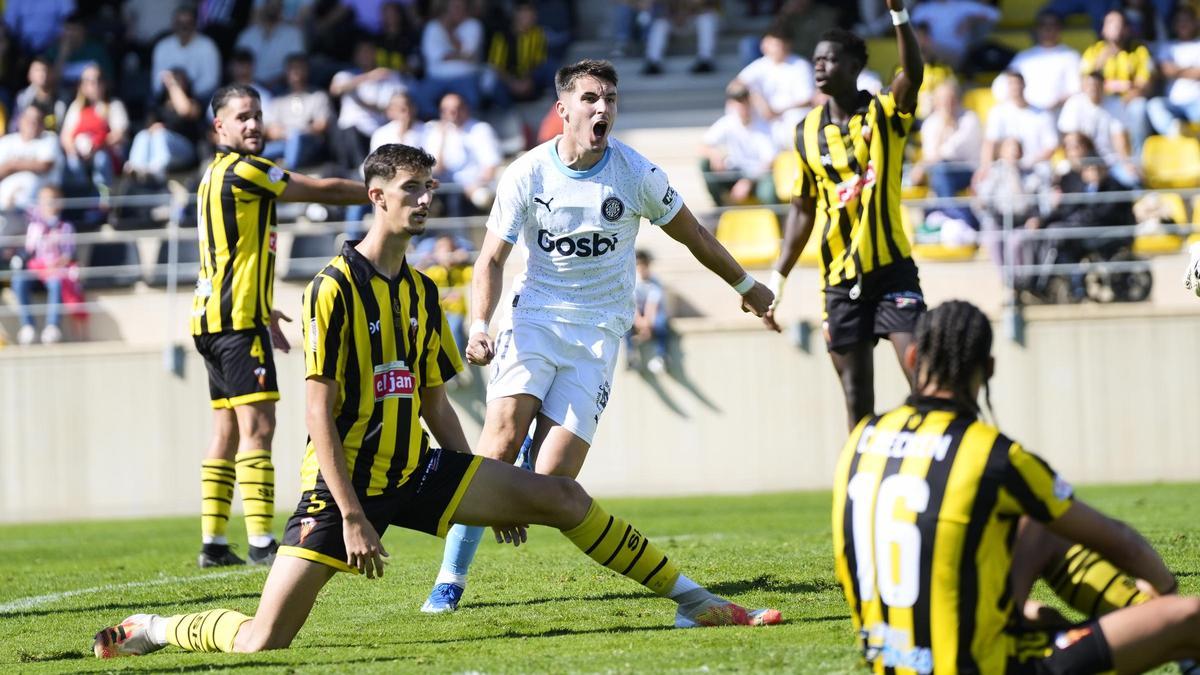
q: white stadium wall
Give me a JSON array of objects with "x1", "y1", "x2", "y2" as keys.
[{"x1": 2, "y1": 310, "x2": 1199, "y2": 523}]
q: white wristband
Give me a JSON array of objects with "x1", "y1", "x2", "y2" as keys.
[
  {"x1": 732, "y1": 274, "x2": 756, "y2": 295},
  {"x1": 767, "y1": 270, "x2": 786, "y2": 309},
  {"x1": 890, "y1": 8, "x2": 909, "y2": 25},
  {"x1": 469, "y1": 319, "x2": 489, "y2": 336}
]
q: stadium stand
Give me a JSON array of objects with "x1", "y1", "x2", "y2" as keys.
[{"x1": 714, "y1": 207, "x2": 780, "y2": 268}]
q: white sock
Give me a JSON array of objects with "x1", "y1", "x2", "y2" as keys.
[
  {"x1": 434, "y1": 570, "x2": 468, "y2": 588},
  {"x1": 147, "y1": 614, "x2": 168, "y2": 646},
  {"x1": 201, "y1": 535, "x2": 228, "y2": 545},
  {"x1": 248, "y1": 535, "x2": 274, "y2": 548},
  {"x1": 667, "y1": 574, "x2": 703, "y2": 600}
]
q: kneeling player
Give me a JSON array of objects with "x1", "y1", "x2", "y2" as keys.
[
  {"x1": 833, "y1": 300, "x2": 1199, "y2": 674},
  {"x1": 92, "y1": 145, "x2": 780, "y2": 659}
]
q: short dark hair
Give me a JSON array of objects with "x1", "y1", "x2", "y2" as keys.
[
  {"x1": 285, "y1": 52, "x2": 309, "y2": 68},
  {"x1": 914, "y1": 301, "x2": 993, "y2": 415},
  {"x1": 819, "y1": 28, "x2": 868, "y2": 68},
  {"x1": 763, "y1": 22, "x2": 791, "y2": 42},
  {"x1": 231, "y1": 48, "x2": 256, "y2": 65},
  {"x1": 555, "y1": 59, "x2": 618, "y2": 97},
  {"x1": 363, "y1": 144, "x2": 436, "y2": 187},
  {"x1": 211, "y1": 83, "x2": 261, "y2": 116},
  {"x1": 635, "y1": 250, "x2": 652, "y2": 264}
]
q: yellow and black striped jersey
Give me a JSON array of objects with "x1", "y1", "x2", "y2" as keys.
[
  {"x1": 831, "y1": 397, "x2": 1075, "y2": 674},
  {"x1": 300, "y1": 241, "x2": 464, "y2": 497},
  {"x1": 794, "y1": 91, "x2": 915, "y2": 288},
  {"x1": 1080, "y1": 41, "x2": 1154, "y2": 86},
  {"x1": 487, "y1": 27, "x2": 548, "y2": 79},
  {"x1": 191, "y1": 147, "x2": 289, "y2": 336}
]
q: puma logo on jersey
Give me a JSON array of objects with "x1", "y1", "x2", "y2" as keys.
[{"x1": 533, "y1": 196, "x2": 554, "y2": 212}]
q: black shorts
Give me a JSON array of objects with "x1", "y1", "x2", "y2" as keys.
[
  {"x1": 193, "y1": 326, "x2": 279, "y2": 409},
  {"x1": 277, "y1": 448, "x2": 483, "y2": 573},
  {"x1": 1007, "y1": 620, "x2": 1114, "y2": 675},
  {"x1": 822, "y1": 258, "x2": 926, "y2": 352}
]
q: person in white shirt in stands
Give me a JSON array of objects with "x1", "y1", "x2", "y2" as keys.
[
  {"x1": 418, "y1": 0, "x2": 484, "y2": 120},
  {"x1": 1059, "y1": 71, "x2": 1141, "y2": 187},
  {"x1": 151, "y1": 6, "x2": 222, "y2": 101},
  {"x1": 910, "y1": 0, "x2": 1000, "y2": 70},
  {"x1": 698, "y1": 82, "x2": 777, "y2": 205},
  {"x1": 1147, "y1": 5, "x2": 1200, "y2": 136},
  {"x1": 370, "y1": 92, "x2": 424, "y2": 153},
  {"x1": 974, "y1": 71, "x2": 1059, "y2": 188},
  {"x1": 910, "y1": 81, "x2": 981, "y2": 197},
  {"x1": 234, "y1": 0, "x2": 306, "y2": 90},
  {"x1": 263, "y1": 54, "x2": 331, "y2": 170},
  {"x1": 421, "y1": 93, "x2": 501, "y2": 217},
  {"x1": 990, "y1": 11, "x2": 1081, "y2": 114},
  {"x1": 329, "y1": 38, "x2": 406, "y2": 176},
  {"x1": 418, "y1": 58, "x2": 774, "y2": 614},
  {"x1": 733, "y1": 26, "x2": 816, "y2": 152},
  {"x1": 0, "y1": 106, "x2": 61, "y2": 212}
]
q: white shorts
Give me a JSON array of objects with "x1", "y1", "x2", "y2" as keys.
[{"x1": 487, "y1": 320, "x2": 620, "y2": 444}]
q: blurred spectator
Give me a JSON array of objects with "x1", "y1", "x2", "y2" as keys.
[
  {"x1": 990, "y1": 12, "x2": 1081, "y2": 114},
  {"x1": 1121, "y1": 0, "x2": 1168, "y2": 44},
  {"x1": 419, "y1": 0, "x2": 484, "y2": 119},
  {"x1": 913, "y1": 21, "x2": 957, "y2": 119},
  {"x1": 626, "y1": 249, "x2": 670, "y2": 373},
  {"x1": 3, "y1": 0, "x2": 75, "y2": 57},
  {"x1": 1059, "y1": 71, "x2": 1140, "y2": 187},
  {"x1": 733, "y1": 26, "x2": 815, "y2": 151},
  {"x1": 536, "y1": 99, "x2": 564, "y2": 144},
  {"x1": 910, "y1": 81, "x2": 981, "y2": 198},
  {"x1": 196, "y1": 0, "x2": 254, "y2": 56},
  {"x1": 609, "y1": 0, "x2": 646, "y2": 58},
  {"x1": 483, "y1": 1, "x2": 554, "y2": 108},
  {"x1": 125, "y1": 69, "x2": 202, "y2": 183},
  {"x1": 418, "y1": 233, "x2": 472, "y2": 356},
  {"x1": 255, "y1": 0, "x2": 318, "y2": 25},
  {"x1": 263, "y1": 54, "x2": 331, "y2": 169},
  {"x1": 60, "y1": 64, "x2": 127, "y2": 199},
  {"x1": 45, "y1": 11, "x2": 114, "y2": 89},
  {"x1": 329, "y1": 38, "x2": 406, "y2": 174},
  {"x1": 370, "y1": 92, "x2": 424, "y2": 151},
  {"x1": 345, "y1": 0, "x2": 390, "y2": 35},
  {"x1": 976, "y1": 71, "x2": 1058, "y2": 185},
  {"x1": 306, "y1": 1, "x2": 360, "y2": 62},
  {"x1": 642, "y1": 0, "x2": 720, "y2": 75},
  {"x1": 769, "y1": 0, "x2": 840, "y2": 64},
  {"x1": 422, "y1": 92, "x2": 501, "y2": 217},
  {"x1": 236, "y1": 0, "x2": 307, "y2": 89},
  {"x1": 225, "y1": 49, "x2": 274, "y2": 121},
  {"x1": 152, "y1": 6, "x2": 223, "y2": 102},
  {"x1": 854, "y1": 0, "x2": 899, "y2": 37},
  {"x1": 1080, "y1": 10, "x2": 1154, "y2": 155},
  {"x1": 973, "y1": 136, "x2": 1047, "y2": 272},
  {"x1": 698, "y1": 83, "x2": 777, "y2": 206},
  {"x1": 375, "y1": 0, "x2": 424, "y2": 78},
  {"x1": 12, "y1": 184, "x2": 80, "y2": 345},
  {"x1": 1147, "y1": 5, "x2": 1200, "y2": 136},
  {"x1": 910, "y1": 0, "x2": 1001, "y2": 71},
  {"x1": 0, "y1": 106, "x2": 60, "y2": 212},
  {"x1": 124, "y1": 0, "x2": 187, "y2": 57},
  {"x1": 12, "y1": 57, "x2": 65, "y2": 133}
]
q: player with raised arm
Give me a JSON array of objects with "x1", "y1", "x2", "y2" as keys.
[
  {"x1": 420, "y1": 58, "x2": 774, "y2": 613},
  {"x1": 192, "y1": 84, "x2": 369, "y2": 568},
  {"x1": 833, "y1": 300, "x2": 1200, "y2": 674},
  {"x1": 763, "y1": 1, "x2": 925, "y2": 431},
  {"x1": 91, "y1": 145, "x2": 780, "y2": 660}
]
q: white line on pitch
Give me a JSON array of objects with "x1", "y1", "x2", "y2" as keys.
[{"x1": 0, "y1": 567, "x2": 262, "y2": 614}]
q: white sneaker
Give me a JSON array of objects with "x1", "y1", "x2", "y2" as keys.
[
  {"x1": 41, "y1": 324, "x2": 62, "y2": 344},
  {"x1": 17, "y1": 324, "x2": 36, "y2": 346},
  {"x1": 92, "y1": 614, "x2": 166, "y2": 658}
]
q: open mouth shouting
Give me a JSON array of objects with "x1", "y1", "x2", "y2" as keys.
[{"x1": 590, "y1": 119, "x2": 610, "y2": 145}]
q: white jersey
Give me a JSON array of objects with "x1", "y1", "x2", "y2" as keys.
[{"x1": 487, "y1": 137, "x2": 684, "y2": 336}]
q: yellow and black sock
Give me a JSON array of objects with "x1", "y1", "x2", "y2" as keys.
[
  {"x1": 1045, "y1": 544, "x2": 1150, "y2": 617},
  {"x1": 562, "y1": 501, "x2": 681, "y2": 596},
  {"x1": 165, "y1": 609, "x2": 251, "y2": 653},
  {"x1": 201, "y1": 459, "x2": 236, "y2": 542},
  {"x1": 235, "y1": 450, "x2": 275, "y2": 544}
]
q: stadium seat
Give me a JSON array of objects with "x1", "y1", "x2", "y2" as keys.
[
  {"x1": 867, "y1": 37, "x2": 901, "y2": 82},
  {"x1": 1142, "y1": 136, "x2": 1200, "y2": 189},
  {"x1": 991, "y1": 30, "x2": 1034, "y2": 53},
  {"x1": 284, "y1": 233, "x2": 339, "y2": 281},
  {"x1": 145, "y1": 236, "x2": 201, "y2": 287},
  {"x1": 714, "y1": 208, "x2": 780, "y2": 268},
  {"x1": 84, "y1": 242, "x2": 141, "y2": 289},
  {"x1": 998, "y1": 0, "x2": 1044, "y2": 28},
  {"x1": 911, "y1": 243, "x2": 979, "y2": 261},
  {"x1": 961, "y1": 88, "x2": 995, "y2": 127},
  {"x1": 772, "y1": 151, "x2": 799, "y2": 203},
  {"x1": 1133, "y1": 233, "x2": 1184, "y2": 255},
  {"x1": 1060, "y1": 28, "x2": 1097, "y2": 53}
]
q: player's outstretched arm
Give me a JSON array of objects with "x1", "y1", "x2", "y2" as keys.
[
  {"x1": 280, "y1": 172, "x2": 370, "y2": 205},
  {"x1": 661, "y1": 204, "x2": 773, "y2": 316},
  {"x1": 886, "y1": 0, "x2": 924, "y2": 115},
  {"x1": 1048, "y1": 501, "x2": 1177, "y2": 595},
  {"x1": 465, "y1": 231, "x2": 514, "y2": 366},
  {"x1": 762, "y1": 191, "x2": 817, "y2": 332},
  {"x1": 305, "y1": 376, "x2": 388, "y2": 578},
  {"x1": 420, "y1": 383, "x2": 471, "y2": 455}
]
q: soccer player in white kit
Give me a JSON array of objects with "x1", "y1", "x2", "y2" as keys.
[{"x1": 421, "y1": 59, "x2": 775, "y2": 612}]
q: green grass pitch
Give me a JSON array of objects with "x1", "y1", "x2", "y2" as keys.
[{"x1": 2, "y1": 484, "x2": 1196, "y2": 673}]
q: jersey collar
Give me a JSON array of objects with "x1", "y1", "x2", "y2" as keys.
[
  {"x1": 341, "y1": 239, "x2": 412, "y2": 287},
  {"x1": 821, "y1": 90, "x2": 874, "y2": 131},
  {"x1": 905, "y1": 394, "x2": 979, "y2": 418},
  {"x1": 549, "y1": 137, "x2": 611, "y2": 179}
]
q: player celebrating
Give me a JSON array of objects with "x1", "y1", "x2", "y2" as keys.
[
  {"x1": 833, "y1": 300, "x2": 1200, "y2": 674},
  {"x1": 91, "y1": 145, "x2": 780, "y2": 660},
  {"x1": 763, "y1": 3, "x2": 925, "y2": 431},
  {"x1": 192, "y1": 84, "x2": 368, "y2": 568},
  {"x1": 420, "y1": 58, "x2": 774, "y2": 613}
]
